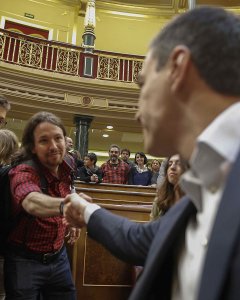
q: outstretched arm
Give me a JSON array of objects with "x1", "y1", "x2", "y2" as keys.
[
  {"x1": 64, "y1": 193, "x2": 160, "y2": 266},
  {"x1": 87, "y1": 208, "x2": 160, "y2": 266}
]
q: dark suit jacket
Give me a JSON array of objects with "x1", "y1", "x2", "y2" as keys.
[{"x1": 87, "y1": 150, "x2": 240, "y2": 300}]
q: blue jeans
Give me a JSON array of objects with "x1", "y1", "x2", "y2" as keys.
[{"x1": 4, "y1": 247, "x2": 76, "y2": 300}]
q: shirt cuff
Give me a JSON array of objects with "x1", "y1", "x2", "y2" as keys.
[{"x1": 84, "y1": 203, "x2": 101, "y2": 224}]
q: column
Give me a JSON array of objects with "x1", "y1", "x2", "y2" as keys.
[
  {"x1": 74, "y1": 115, "x2": 93, "y2": 158},
  {"x1": 82, "y1": 0, "x2": 96, "y2": 53},
  {"x1": 188, "y1": 0, "x2": 196, "y2": 9}
]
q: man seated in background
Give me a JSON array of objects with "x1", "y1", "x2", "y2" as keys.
[
  {"x1": 64, "y1": 7, "x2": 240, "y2": 300},
  {"x1": 78, "y1": 152, "x2": 102, "y2": 183}
]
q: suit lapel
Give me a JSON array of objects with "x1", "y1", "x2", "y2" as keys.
[
  {"x1": 130, "y1": 197, "x2": 196, "y2": 300},
  {"x1": 197, "y1": 151, "x2": 240, "y2": 300}
]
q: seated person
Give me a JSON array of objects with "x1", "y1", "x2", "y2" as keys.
[
  {"x1": 78, "y1": 153, "x2": 102, "y2": 183},
  {"x1": 128, "y1": 152, "x2": 152, "y2": 186}
]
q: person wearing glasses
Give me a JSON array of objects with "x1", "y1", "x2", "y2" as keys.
[{"x1": 0, "y1": 95, "x2": 11, "y2": 127}]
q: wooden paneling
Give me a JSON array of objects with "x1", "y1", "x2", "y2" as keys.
[
  {"x1": 68, "y1": 184, "x2": 152, "y2": 300},
  {"x1": 75, "y1": 181, "x2": 156, "y2": 206},
  {"x1": 75, "y1": 181, "x2": 156, "y2": 193}
]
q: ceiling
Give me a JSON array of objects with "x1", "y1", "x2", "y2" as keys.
[
  {"x1": 99, "y1": 0, "x2": 240, "y2": 7},
  {"x1": 95, "y1": 0, "x2": 240, "y2": 11}
]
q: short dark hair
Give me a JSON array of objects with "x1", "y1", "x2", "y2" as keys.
[
  {"x1": 86, "y1": 152, "x2": 97, "y2": 165},
  {"x1": 0, "y1": 95, "x2": 11, "y2": 111},
  {"x1": 134, "y1": 151, "x2": 148, "y2": 165},
  {"x1": 121, "y1": 148, "x2": 130, "y2": 156},
  {"x1": 109, "y1": 144, "x2": 120, "y2": 152},
  {"x1": 151, "y1": 159, "x2": 160, "y2": 167},
  {"x1": 150, "y1": 6, "x2": 240, "y2": 96},
  {"x1": 12, "y1": 111, "x2": 66, "y2": 164}
]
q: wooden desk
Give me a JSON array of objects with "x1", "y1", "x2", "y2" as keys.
[{"x1": 68, "y1": 183, "x2": 153, "y2": 300}]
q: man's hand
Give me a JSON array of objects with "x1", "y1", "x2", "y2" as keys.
[
  {"x1": 63, "y1": 193, "x2": 92, "y2": 228},
  {"x1": 65, "y1": 227, "x2": 81, "y2": 245}
]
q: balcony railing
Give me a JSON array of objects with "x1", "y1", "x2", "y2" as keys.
[{"x1": 0, "y1": 29, "x2": 143, "y2": 83}]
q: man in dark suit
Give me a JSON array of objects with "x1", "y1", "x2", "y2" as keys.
[{"x1": 64, "y1": 6, "x2": 240, "y2": 300}]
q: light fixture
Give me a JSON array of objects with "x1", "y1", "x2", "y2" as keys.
[
  {"x1": 102, "y1": 134, "x2": 109, "y2": 138},
  {"x1": 110, "y1": 11, "x2": 145, "y2": 18},
  {"x1": 106, "y1": 125, "x2": 113, "y2": 130}
]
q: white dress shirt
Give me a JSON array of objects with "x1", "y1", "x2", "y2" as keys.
[
  {"x1": 172, "y1": 102, "x2": 240, "y2": 300},
  {"x1": 83, "y1": 102, "x2": 240, "y2": 300}
]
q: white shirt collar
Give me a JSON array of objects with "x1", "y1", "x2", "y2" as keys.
[
  {"x1": 181, "y1": 102, "x2": 240, "y2": 211},
  {"x1": 197, "y1": 101, "x2": 240, "y2": 163}
]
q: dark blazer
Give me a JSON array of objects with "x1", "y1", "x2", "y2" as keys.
[
  {"x1": 87, "y1": 150, "x2": 240, "y2": 300},
  {"x1": 77, "y1": 166, "x2": 102, "y2": 183}
]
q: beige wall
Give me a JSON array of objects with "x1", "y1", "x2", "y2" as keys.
[
  {"x1": 0, "y1": 0, "x2": 79, "y2": 43},
  {"x1": 0, "y1": 0, "x2": 169, "y2": 56},
  {"x1": 93, "y1": 12, "x2": 168, "y2": 55}
]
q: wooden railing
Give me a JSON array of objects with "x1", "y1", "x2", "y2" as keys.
[
  {"x1": 68, "y1": 182, "x2": 154, "y2": 300},
  {"x1": 0, "y1": 29, "x2": 143, "y2": 83},
  {"x1": 75, "y1": 181, "x2": 156, "y2": 206},
  {"x1": 75, "y1": 181, "x2": 155, "y2": 193}
]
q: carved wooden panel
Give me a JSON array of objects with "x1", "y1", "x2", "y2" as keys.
[{"x1": 83, "y1": 235, "x2": 134, "y2": 286}]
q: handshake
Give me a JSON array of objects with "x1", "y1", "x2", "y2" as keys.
[{"x1": 63, "y1": 193, "x2": 93, "y2": 228}]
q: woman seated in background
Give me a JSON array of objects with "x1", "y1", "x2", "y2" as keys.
[
  {"x1": 128, "y1": 151, "x2": 152, "y2": 186},
  {"x1": 150, "y1": 159, "x2": 161, "y2": 186},
  {"x1": 150, "y1": 154, "x2": 188, "y2": 221},
  {"x1": 77, "y1": 152, "x2": 102, "y2": 183}
]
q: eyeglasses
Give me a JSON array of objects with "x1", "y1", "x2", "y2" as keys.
[{"x1": 0, "y1": 119, "x2": 7, "y2": 126}]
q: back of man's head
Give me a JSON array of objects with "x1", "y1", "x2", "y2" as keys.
[{"x1": 150, "y1": 6, "x2": 240, "y2": 96}]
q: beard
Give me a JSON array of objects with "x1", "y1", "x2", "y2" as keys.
[{"x1": 110, "y1": 156, "x2": 118, "y2": 163}]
